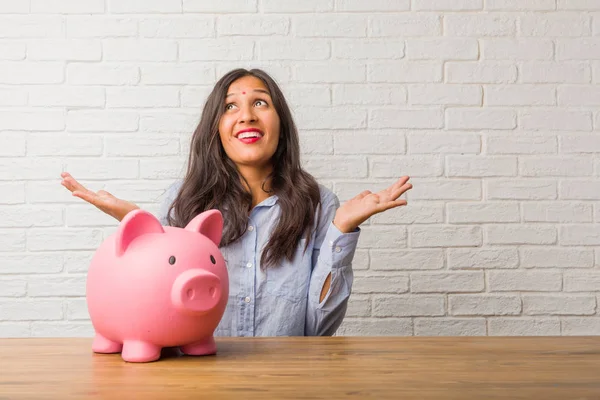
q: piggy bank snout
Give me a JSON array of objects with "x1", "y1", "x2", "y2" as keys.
[{"x1": 171, "y1": 269, "x2": 222, "y2": 314}]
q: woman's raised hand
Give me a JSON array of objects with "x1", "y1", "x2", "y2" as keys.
[
  {"x1": 333, "y1": 176, "x2": 413, "y2": 233},
  {"x1": 60, "y1": 172, "x2": 139, "y2": 222}
]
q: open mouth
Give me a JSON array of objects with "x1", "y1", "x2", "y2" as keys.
[{"x1": 236, "y1": 129, "x2": 264, "y2": 144}]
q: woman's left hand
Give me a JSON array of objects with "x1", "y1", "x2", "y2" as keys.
[{"x1": 333, "y1": 176, "x2": 412, "y2": 233}]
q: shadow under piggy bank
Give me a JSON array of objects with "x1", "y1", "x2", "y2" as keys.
[{"x1": 85, "y1": 209, "x2": 229, "y2": 363}]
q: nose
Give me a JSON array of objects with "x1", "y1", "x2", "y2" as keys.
[
  {"x1": 238, "y1": 104, "x2": 257, "y2": 124},
  {"x1": 171, "y1": 269, "x2": 222, "y2": 315}
]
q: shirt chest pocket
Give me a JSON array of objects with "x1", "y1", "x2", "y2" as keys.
[{"x1": 265, "y1": 239, "x2": 311, "y2": 303}]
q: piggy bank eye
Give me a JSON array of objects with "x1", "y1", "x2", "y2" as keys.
[
  {"x1": 169, "y1": 256, "x2": 176, "y2": 265},
  {"x1": 210, "y1": 255, "x2": 216, "y2": 264}
]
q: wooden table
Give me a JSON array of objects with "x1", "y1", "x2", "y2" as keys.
[{"x1": 1, "y1": 337, "x2": 600, "y2": 399}]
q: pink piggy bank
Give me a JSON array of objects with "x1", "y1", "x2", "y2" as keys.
[{"x1": 86, "y1": 208, "x2": 229, "y2": 363}]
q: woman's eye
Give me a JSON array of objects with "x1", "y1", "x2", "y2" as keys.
[
  {"x1": 255, "y1": 100, "x2": 267, "y2": 107},
  {"x1": 225, "y1": 103, "x2": 235, "y2": 111}
]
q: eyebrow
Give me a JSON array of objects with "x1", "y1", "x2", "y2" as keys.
[{"x1": 226, "y1": 89, "x2": 271, "y2": 98}]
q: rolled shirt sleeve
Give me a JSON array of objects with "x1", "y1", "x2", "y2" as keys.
[
  {"x1": 157, "y1": 180, "x2": 182, "y2": 226},
  {"x1": 305, "y1": 189, "x2": 360, "y2": 336}
]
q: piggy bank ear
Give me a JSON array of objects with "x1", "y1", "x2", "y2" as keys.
[
  {"x1": 185, "y1": 210, "x2": 223, "y2": 246},
  {"x1": 115, "y1": 209, "x2": 165, "y2": 257}
]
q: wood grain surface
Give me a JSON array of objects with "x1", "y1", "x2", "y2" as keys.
[{"x1": 1, "y1": 336, "x2": 600, "y2": 399}]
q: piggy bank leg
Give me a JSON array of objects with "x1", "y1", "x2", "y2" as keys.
[
  {"x1": 92, "y1": 334, "x2": 123, "y2": 354},
  {"x1": 121, "y1": 340, "x2": 162, "y2": 363},
  {"x1": 180, "y1": 336, "x2": 216, "y2": 356}
]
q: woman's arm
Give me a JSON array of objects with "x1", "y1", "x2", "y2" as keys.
[
  {"x1": 60, "y1": 172, "x2": 139, "y2": 221},
  {"x1": 305, "y1": 177, "x2": 412, "y2": 335},
  {"x1": 305, "y1": 190, "x2": 360, "y2": 336}
]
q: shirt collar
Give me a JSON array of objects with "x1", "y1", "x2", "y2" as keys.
[
  {"x1": 221, "y1": 194, "x2": 278, "y2": 216},
  {"x1": 254, "y1": 194, "x2": 278, "y2": 208}
]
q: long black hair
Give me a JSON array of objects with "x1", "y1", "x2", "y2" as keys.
[{"x1": 168, "y1": 68, "x2": 321, "y2": 269}]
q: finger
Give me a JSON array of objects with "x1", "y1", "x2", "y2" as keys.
[
  {"x1": 389, "y1": 176, "x2": 410, "y2": 192},
  {"x1": 61, "y1": 180, "x2": 77, "y2": 193},
  {"x1": 355, "y1": 190, "x2": 372, "y2": 200},
  {"x1": 63, "y1": 176, "x2": 91, "y2": 194},
  {"x1": 391, "y1": 176, "x2": 410, "y2": 188},
  {"x1": 379, "y1": 199, "x2": 408, "y2": 212},
  {"x1": 388, "y1": 182, "x2": 413, "y2": 200},
  {"x1": 72, "y1": 190, "x2": 100, "y2": 206},
  {"x1": 66, "y1": 178, "x2": 96, "y2": 196},
  {"x1": 378, "y1": 176, "x2": 410, "y2": 197},
  {"x1": 60, "y1": 172, "x2": 77, "y2": 189},
  {"x1": 61, "y1": 176, "x2": 76, "y2": 192}
]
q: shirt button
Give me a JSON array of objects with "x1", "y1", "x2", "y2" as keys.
[
  {"x1": 247, "y1": 225, "x2": 254, "y2": 231},
  {"x1": 335, "y1": 246, "x2": 342, "y2": 253},
  {"x1": 246, "y1": 262, "x2": 252, "y2": 268},
  {"x1": 244, "y1": 296, "x2": 251, "y2": 303}
]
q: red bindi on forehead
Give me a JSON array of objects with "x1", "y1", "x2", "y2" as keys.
[{"x1": 242, "y1": 91, "x2": 246, "y2": 94}]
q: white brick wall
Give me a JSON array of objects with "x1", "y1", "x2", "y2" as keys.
[{"x1": 1, "y1": 0, "x2": 599, "y2": 338}]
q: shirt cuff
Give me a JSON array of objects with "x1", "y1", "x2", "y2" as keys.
[{"x1": 321, "y1": 222, "x2": 360, "y2": 269}]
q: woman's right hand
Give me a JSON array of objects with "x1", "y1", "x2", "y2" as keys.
[{"x1": 60, "y1": 172, "x2": 140, "y2": 222}]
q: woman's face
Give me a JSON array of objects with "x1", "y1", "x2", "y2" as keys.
[{"x1": 218, "y1": 75, "x2": 281, "y2": 171}]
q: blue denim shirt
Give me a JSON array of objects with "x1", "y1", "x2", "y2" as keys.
[{"x1": 158, "y1": 182, "x2": 360, "y2": 336}]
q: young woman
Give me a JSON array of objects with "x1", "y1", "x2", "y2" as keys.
[{"x1": 61, "y1": 68, "x2": 412, "y2": 337}]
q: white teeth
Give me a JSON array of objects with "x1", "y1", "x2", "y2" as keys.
[{"x1": 238, "y1": 132, "x2": 262, "y2": 139}]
